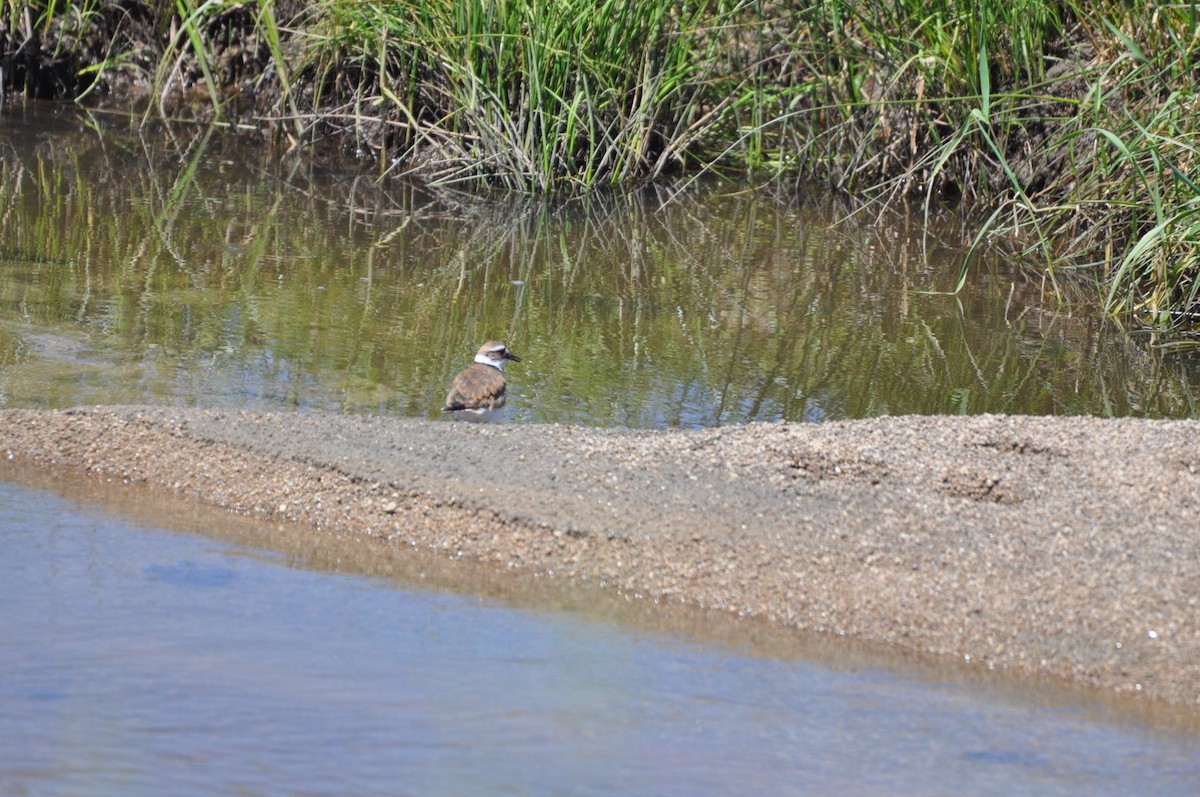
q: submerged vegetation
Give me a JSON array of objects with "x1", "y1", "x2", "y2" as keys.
[{"x1": 1, "y1": 0, "x2": 1199, "y2": 333}]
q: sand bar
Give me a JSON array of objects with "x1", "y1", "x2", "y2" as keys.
[{"x1": 2, "y1": 406, "x2": 1197, "y2": 705}]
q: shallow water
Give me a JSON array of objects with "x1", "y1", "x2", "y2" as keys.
[
  {"x1": 3, "y1": 469, "x2": 1200, "y2": 797},
  {"x1": 1, "y1": 102, "x2": 1197, "y2": 424}
]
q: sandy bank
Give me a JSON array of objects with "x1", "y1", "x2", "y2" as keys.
[{"x1": 2, "y1": 406, "x2": 1197, "y2": 705}]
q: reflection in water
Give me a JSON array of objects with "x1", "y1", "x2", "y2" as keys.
[
  {"x1": 3, "y1": 470, "x2": 1200, "y2": 797},
  {"x1": 0, "y1": 102, "x2": 1198, "y2": 424}
]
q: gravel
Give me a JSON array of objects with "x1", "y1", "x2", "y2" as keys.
[{"x1": 2, "y1": 406, "x2": 1198, "y2": 705}]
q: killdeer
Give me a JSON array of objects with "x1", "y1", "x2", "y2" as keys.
[{"x1": 442, "y1": 341, "x2": 521, "y2": 417}]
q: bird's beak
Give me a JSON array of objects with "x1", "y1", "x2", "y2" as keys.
[{"x1": 506, "y1": 352, "x2": 522, "y2": 363}]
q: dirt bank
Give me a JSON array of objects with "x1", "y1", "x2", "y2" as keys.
[{"x1": 2, "y1": 406, "x2": 1198, "y2": 705}]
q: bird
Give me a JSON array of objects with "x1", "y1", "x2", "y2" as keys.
[{"x1": 442, "y1": 340, "x2": 521, "y2": 418}]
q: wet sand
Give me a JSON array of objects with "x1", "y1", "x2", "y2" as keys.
[{"x1": 2, "y1": 406, "x2": 1197, "y2": 705}]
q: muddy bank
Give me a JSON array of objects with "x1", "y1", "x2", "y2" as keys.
[{"x1": 2, "y1": 406, "x2": 1198, "y2": 705}]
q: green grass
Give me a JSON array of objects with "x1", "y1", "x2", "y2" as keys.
[
  {"x1": 2, "y1": 0, "x2": 1199, "y2": 335},
  {"x1": 289, "y1": 0, "x2": 739, "y2": 191}
]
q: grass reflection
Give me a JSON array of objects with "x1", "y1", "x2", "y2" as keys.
[{"x1": 0, "y1": 106, "x2": 1196, "y2": 425}]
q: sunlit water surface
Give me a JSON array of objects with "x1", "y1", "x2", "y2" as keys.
[
  {"x1": 3, "y1": 471, "x2": 1200, "y2": 796},
  {"x1": 1, "y1": 102, "x2": 1198, "y2": 424}
]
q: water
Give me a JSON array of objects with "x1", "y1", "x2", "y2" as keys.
[
  {"x1": 4, "y1": 102, "x2": 1200, "y2": 795},
  {"x1": 3, "y1": 469, "x2": 1199, "y2": 797},
  {"x1": 1, "y1": 102, "x2": 1197, "y2": 424}
]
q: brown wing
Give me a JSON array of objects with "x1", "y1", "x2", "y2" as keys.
[{"x1": 443, "y1": 364, "x2": 507, "y2": 412}]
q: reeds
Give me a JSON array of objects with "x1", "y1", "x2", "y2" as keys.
[
  {"x1": 277, "y1": 0, "x2": 1200, "y2": 334},
  {"x1": 2, "y1": 0, "x2": 1199, "y2": 331},
  {"x1": 288, "y1": 0, "x2": 741, "y2": 191}
]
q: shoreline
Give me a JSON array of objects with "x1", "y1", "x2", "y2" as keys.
[{"x1": 3, "y1": 406, "x2": 1198, "y2": 706}]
